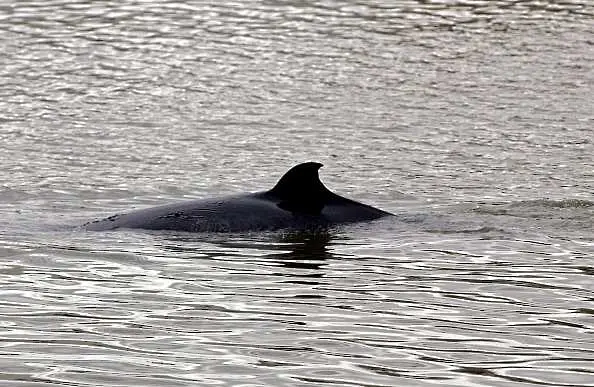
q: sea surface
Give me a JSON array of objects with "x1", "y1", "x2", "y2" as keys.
[{"x1": 1, "y1": 1, "x2": 593, "y2": 386}]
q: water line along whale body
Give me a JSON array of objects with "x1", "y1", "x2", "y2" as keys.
[{"x1": 85, "y1": 162, "x2": 392, "y2": 233}]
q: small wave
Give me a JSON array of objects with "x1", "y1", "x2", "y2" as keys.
[
  {"x1": 467, "y1": 198, "x2": 594, "y2": 239},
  {"x1": 473, "y1": 199, "x2": 594, "y2": 216},
  {"x1": 513, "y1": 199, "x2": 594, "y2": 209},
  {"x1": 425, "y1": 226, "x2": 507, "y2": 235}
]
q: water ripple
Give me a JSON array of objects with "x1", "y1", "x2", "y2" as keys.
[{"x1": 1, "y1": 0, "x2": 593, "y2": 385}]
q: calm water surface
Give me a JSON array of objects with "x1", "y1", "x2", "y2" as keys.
[{"x1": 1, "y1": 1, "x2": 593, "y2": 386}]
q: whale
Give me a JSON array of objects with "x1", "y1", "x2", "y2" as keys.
[{"x1": 84, "y1": 162, "x2": 392, "y2": 233}]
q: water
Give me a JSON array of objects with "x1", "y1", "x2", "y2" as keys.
[{"x1": 1, "y1": 1, "x2": 593, "y2": 386}]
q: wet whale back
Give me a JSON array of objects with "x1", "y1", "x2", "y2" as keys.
[
  {"x1": 84, "y1": 162, "x2": 392, "y2": 232},
  {"x1": 86, "y1": 194, "x2": 293, "y2": 232}
]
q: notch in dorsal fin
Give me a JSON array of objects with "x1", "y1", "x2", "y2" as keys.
[{"x1": 268, "y1": 162, "x2": 332, "y2": 215}]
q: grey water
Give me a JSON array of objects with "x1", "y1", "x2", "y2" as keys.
[{"x1": 1, "y1": 0, "x2": 593, "y2": 386}]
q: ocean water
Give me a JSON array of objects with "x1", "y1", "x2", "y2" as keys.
[{"x1": 1, "y1": 1, "x2": 593, "y2": 386}]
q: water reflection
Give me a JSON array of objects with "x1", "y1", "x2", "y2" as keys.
[
  {"x1": 156, "y1": 229, "x2": 340, "y2": 270},
  {"x1": 269, "y1": 231, "x2": 337, "y2": 268}
]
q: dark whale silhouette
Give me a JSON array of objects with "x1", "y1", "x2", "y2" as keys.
[{"x1": 85, "y1": 162, "x2": 392, "y2": 233}]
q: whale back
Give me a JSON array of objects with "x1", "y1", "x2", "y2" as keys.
[{"x1": 85, "y1": 162, "x2": 393, "y2": 233}]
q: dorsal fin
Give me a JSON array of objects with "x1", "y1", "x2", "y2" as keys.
[{"x1": 268, "y1": 162, "x2": 331, "y2": 214}]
